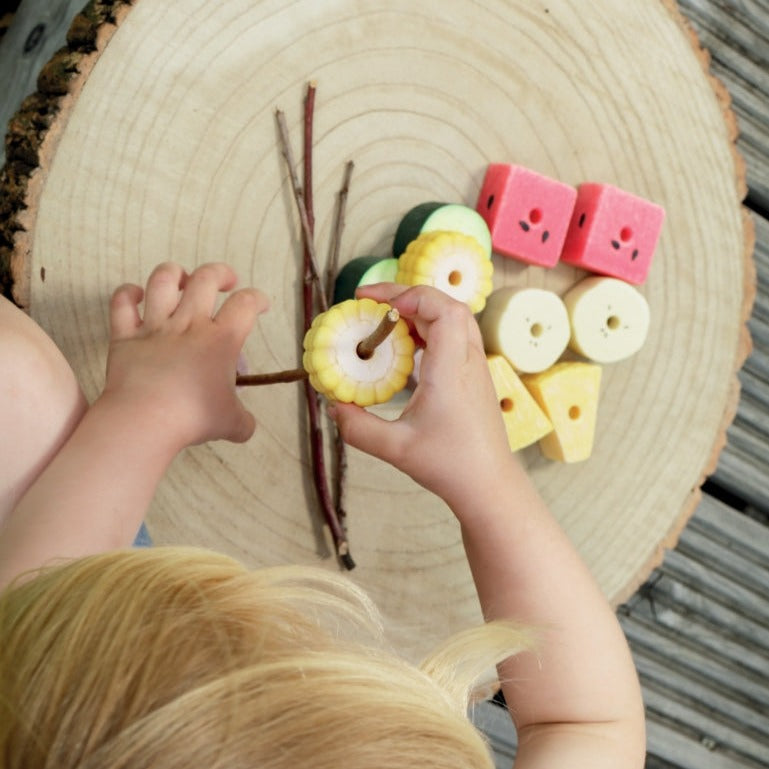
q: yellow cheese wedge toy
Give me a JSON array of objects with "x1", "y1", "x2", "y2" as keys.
[
  {"x1": 522, "y1": 362, "x2": 602, "y2": 463},
  {"x1": 302, "y1": 298, "x2": 415, "y2": 407},
  {"x1": 563, "y1": 276, "x2": 650, "y2": 363},
  {"x1": 487, "y1": 354, "x2": 553, "y2": 452}
]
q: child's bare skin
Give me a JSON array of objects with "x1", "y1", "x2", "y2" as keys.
[
  {"x1": 332, "y1": 282, "x2": 645, "y2": 769},
  {"x1": 0, "y1": 262, "x2": 268, "y2": 582},
  {"x1": 0, "y1": 265, "x2": 645, "y2": 768},
  {"x1": 0, "y1": 294, "x2": 87, "y2": 524}
]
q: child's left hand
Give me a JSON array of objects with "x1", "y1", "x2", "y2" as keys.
[{"x1": 103, "y1": 261, "x2": 270, "y2": 449}]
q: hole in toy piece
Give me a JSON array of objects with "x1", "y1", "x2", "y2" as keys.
[
  {"x1": 530, "y1": 322, "x2": 544, "y2": 338},
  {"x1": 607, "y1": 315, "x2": 620, "y2": 330},
  {"x1": 500, "y1": 398, "x2": 514, "y2": 413},
  {"x1": 568, "y1": 405, "x2": 581, "y2": 420},
  {"x1": 448, "y1": 270, "x2": 463, "y2": 286},
  {"x1": 487, "y1": 194, "x2": 495, "y2": 209},
  {"x1": 620, "y1": 226, "x2": 633, "y2": 242},
  {"x1": 529, "y1": 208, "x2": 543, "y2": 224},
  {"x1": 578, "y1": 213, "x2": 586, "y2": 227}
]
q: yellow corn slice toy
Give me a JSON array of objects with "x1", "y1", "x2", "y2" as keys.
[
  {"x1": 302, "y1": 298, "x2": 416, "y2": 407},
  {"x1": 396, "y1": 230, "x2": 494, "y2": 314}
]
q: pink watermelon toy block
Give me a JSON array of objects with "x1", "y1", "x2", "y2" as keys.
[
  {"x1": 560, "y1": 183, "x2": 665, "y2": 285},
  {"x1": 476, "y1": 164, "x2": 577, "y2": 267}
]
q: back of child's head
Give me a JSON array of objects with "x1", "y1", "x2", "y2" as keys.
[{"x1": 0, "y1": 547, "x2": 531, "y2": 768}]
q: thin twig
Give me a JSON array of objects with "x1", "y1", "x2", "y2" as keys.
[
  {"x1": 326, "y1": 160, "x2": 355, "y2": 530},
  {"x1": 297, "y1": 82, "x2": 353, "y2": 570},
  {"x1": 325, "y1": 160, "x2": 355, "y2": 301},
  {"x1": 357, "y1": 308, "x2": 400, "y2": 360},
  {"x1": 304, "y1": 81, "x2": 316, "y2": 252},
  {"x1": 275, "y1": 105, "x2": 328, "y2": 313},
  {"x1": 332, "y1": 429, "x2": 348, "y2": 530},
  {"x1": 236, "y1": 369, "x2": 308, "y2": 386}
]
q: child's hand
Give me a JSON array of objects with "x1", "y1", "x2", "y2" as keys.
[
  {"x1": 103, "y1": 262, "x2": 269, "y2": 449},
  {"x1": 328, "y1": 283, "x2": 514, "y2": 510}
]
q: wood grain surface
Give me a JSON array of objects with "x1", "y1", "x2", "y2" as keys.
[{"x1": 3, "y1": 0, "x2": 753, "y2": 659}]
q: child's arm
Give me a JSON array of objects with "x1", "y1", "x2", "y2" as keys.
[
  {"x1": 329, "y1": 283, "x2": 646, "y2": 769},
  {"x1": 0, "y1": 262, "x2": 268, "y2": 588}
]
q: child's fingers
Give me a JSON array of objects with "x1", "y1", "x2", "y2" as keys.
[
  {"x1": 214, "y1": 288, "x2": 271, "y2": 347},
  {"x1": 390, "y1": 287, "x2": 474, "y2": 379},
  {"x1": 109, "y1": 283, "x2": 144, "y2": 340},
  {"x1": 143, "y1": 263, "x2": 188, "y2": 327},
  {"x1": 354, "y1": 282, "x2": 409, "y2": 303},
  {"x1": 389, "y1": 285, "x2": 470, "y2": 327},
  {"x1": 174, "y1": 263, "x2": 239, "y2": 324},
  {"x1": 329, "y1": 402, "x2": 407, "y2": 465}
]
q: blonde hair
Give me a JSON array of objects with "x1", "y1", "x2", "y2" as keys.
[{"x1": 0, "y1": 547, "x2": 532, "y2": 769}]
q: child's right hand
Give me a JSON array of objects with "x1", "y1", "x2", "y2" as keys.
[{"x1": 328, "y1": 283, "x2": 516, "y2": 511}]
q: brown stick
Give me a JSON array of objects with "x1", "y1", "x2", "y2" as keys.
[
  {"x1": 332, "y1": 428, "x2": 349, "y2": 530},
  {"x1": 325, "y1": 160, "x2": 355, "y2": 301},
  {"x1": 356, "y1": 308, "x2": 400, "y2": 360},
  {"x1": 236, "y1": 369, "x2": 308, "y2": 386},
  {"x1": 296, "y1": 82, "x2": 353, "y2": 570},
  {"x1": 275, "y1": 107, "x2": 328, "y2": 314},
  {"x1": 327, "y1": 160, "x2": 355, "y2": 529}
]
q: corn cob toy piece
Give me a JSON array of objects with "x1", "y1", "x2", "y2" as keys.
[
  {"x1": 396, "y1": 230, "x2": 494, "y2": 314},
  {"x1": 302, "y1": 298, "x2": 415, "y2": 407}
]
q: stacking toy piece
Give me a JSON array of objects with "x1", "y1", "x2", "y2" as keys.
[
  {"x1": 479, "y1": 286, "x2": 570, "y2": 373},
  {"x1": 333, "y1": 256, "x2": 399, "y2": 304},
  {"x1": 487, "y1": 354, "x2": 553, "y2": 452},
  {"x1": 302, "y1": 298, "x2": 415, "y2": 407},
  {"x1": 475, "y1": 163, "x2": 577, "y2": 267},
  {"x1": 522, "y1": 362, "x2": 602, "y2": 463},
  {"x1": 393, "y1": 202, "x2": 492, "y2": 259},
  {"x1": 396, "y1": 230, "x2": 493, "y2": 314},
  {"x1": 563, "y1": 276, "x2": 650, "y2": 363},
  {"x1": 560, "y1": 183, "x2": 665, "y2": 284}
]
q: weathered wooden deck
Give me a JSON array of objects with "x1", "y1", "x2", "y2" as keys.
[{"x1": 2, "y1": 2, "x2": 768, "y2": 767}]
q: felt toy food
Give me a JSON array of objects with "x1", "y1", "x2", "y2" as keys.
[
  {"x1": 476, "y1": 163, "x2": 577, "y2": 267},
  {"x1": 333, "y1": 256, "x2": 399, "y2": 304},
  {"x1": 487, "y1": 354, "x2": 553, "y2": 452},
  {"x1": 563, "y1": 276, "x2": 650, "y2": 363},
  {"x1": 393, "y1": 202, "x2": 492, "y2": 260},
  {"x1": 396, "y1": 230, "x2": 493, "y2": 314},
  {"x1": 302, "y1": 298, "x2": 415, "y2": 407},
  {"x1": 522, "y1": 362, "x2": 602, "y2": 463},
  {"x1": 560, "y1": 183, "x2": 665, "y2": 285},
  {"x1": 479, "y1": 286, "x2": 570, "y2": 373}
]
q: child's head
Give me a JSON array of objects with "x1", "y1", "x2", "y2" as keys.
[{"x1": 0, "y1": 547, "x2": 530, "y2": 768}]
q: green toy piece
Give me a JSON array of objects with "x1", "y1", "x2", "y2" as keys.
[
  {"x1": 392, "y1": 202, "x2": 492, "y2": 259},
  {"x1": 333, "y1": 256, "x2": 400, "y2": 304}
]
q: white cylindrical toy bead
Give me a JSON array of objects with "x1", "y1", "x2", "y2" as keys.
[
  {"x1": 563, "y1": 276, "x2": 650, "y2": 363},
  {"x1": 479, "y1": 287, "x2": 570, "y2": 374}
]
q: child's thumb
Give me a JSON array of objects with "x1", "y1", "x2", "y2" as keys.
[
  {"x1": 225, "y1": 402, "x2": 257, "y2": 444},
  {"x1": 328, "y1": 402, "x2": 403, "y2": 465}
]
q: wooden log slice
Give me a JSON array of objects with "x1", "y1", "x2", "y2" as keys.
[{"x1": 0, "y1": 0, "x2": 754, "y2": 659}]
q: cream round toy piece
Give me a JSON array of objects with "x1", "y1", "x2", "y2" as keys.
[
  {"x1": 563, "y1": 276, "x2": 650, "y2": 363},
  {"x1": 396, "y1": 230, "x2": 493, "y2": 314},
  {"x1": 479, "y1": 286, "x2": 570, "y2": 374},
  {"x1": 302, "y1": 298, "x2": 416, "y2": 407}
]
